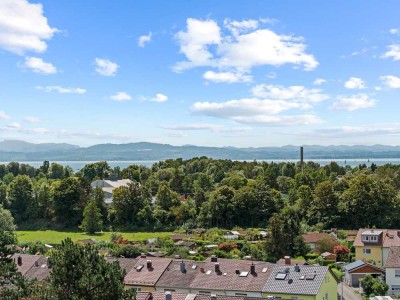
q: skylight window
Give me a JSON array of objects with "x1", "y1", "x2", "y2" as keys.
[
  {"x1": 299, "y1": 275, "x2": 305, "y2": 280},
  {"x1": 262, "y1": 267, "x2": 268, "y2": 273},
  {"x1": 192, "y1": 265, "x2": 197, "y2": 270},
  {"x1": 305, "y1": 273, "x2": 316, "y2": 280},
  {"x1": 206, "y1": 270, "x2": 212, "y2": 275},
  {"x1": 136, "y1": 265, "x2": 144, "y2": 271},
  {"x1": 239, "y1": 271, "x2": 249, "y2": 277},
  {"x1": 275, "y1": 273, "x2": 287, "y2": 280}
]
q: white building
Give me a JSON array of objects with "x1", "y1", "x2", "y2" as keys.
[
  {"x1": 385, "y1": 246, "x2": 400, "y2": 296},
  {"x1": 91, "y1": 179, "x2": 132, "y2": 205}
]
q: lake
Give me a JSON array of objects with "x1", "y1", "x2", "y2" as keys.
[{"x1": 2, "y1": 158, "x2": 400, "y2": 171}]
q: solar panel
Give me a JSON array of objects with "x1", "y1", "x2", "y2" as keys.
[{"x1": 275, "y1": 273, "x2": 287, "y2": 280}]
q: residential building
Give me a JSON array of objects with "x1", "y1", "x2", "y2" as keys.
[
  {"x1": 302, "y1": 232, "x2": 336, "y2": 251},
  {"x1": 91, "y1": 179, "x2": 132, "y2": 205},
  {"x1": 354, "y1": 229, "x2": 400, "y2": 267},
  {"x1": 384, "y1": 246, "x2": 400, "y2": 296},
  {"x1": 124, "y1": 257, "x2": 172, "y2": 291},
  {"x1": 276, "y1": 256, "x2": 308, "y2": 266},
  {"x1": 343, "y1": 260, "x2": 384, "y2": 287},
  {"x1": 320, "y1": 252, "x2": 336, "y2": 261},
  {"x1": 11, "y1": 254, "x2": 51, "y2": 281},
  {"x1": 262, "y1": 264, "x2": 338, "y2": 300}
]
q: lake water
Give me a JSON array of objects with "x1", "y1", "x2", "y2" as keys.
[{"x1": 2, "y1": 158, "x2": 400, "y2": 171}]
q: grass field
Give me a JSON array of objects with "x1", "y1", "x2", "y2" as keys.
[{"x1": 16, "y1": 230, "x2": 172, "y2": 244}]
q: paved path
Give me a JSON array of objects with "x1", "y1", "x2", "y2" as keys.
[{"x1": 337, "y1": 283, "x2": 362, "y2": 300}]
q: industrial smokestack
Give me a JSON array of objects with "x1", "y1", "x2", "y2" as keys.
[{"x1": 300, "y1": 146, "x2": 304, "y2": 173}]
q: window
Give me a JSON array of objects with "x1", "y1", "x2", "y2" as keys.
[
  {"x1": 235, "y1": 293, "x2": 247, "y2": 297},
  {"x1": 395, "y1": 270, "x2": 400, "y2": 278},
  {"x1": 392, "y1": 285, "x2": 400, "y2": 291},
  {"x1": 133, "y1": 287, "x2": 141, "y2": 292},
  {"x1": 275, "y1": 273, "x2": 287, "y2": 280},
  {"x1": 363, "y1": 248, "x2": 371, "y2": 254},
  {"x1": 164, "y1": 289, "x2": 175, "y2": 292},
  {"x1": 371, "y1": 236, "x2": 378, "y2": 241},
  {"x1": 199, "y1": 291, "x2": 211, "y2": 295}
]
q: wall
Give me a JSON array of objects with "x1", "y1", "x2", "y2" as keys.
[
  {"x1": 316, "y1": 271, "x2": 338, "y2": 300},
  {"x1": 386, "y1": 268, "x2": 400, "y2": 296},
  {"x1": 355, "y1": 246, "x2": 383, "y2": 267}
]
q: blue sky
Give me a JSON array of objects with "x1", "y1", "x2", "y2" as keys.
[{"x1": 1, "y1": 0, "x2": 400, "y2": 147}]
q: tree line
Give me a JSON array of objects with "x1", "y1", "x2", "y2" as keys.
[{"x1": 0, "y1": 158, "x2": 399, "y2": 233}]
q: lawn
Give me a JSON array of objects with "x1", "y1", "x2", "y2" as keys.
[{"x1": 16, "y1": 230, "x2": 172, "y2": 244}]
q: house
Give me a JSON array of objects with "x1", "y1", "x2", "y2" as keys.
[
  {"x1": 91, "y1": 179, "x2": 132, "y2": 205},
  {"x1": 188, "y1": 257, "x2": 274, "y2": 297},
  {"x1": 105, "y1": 257, "x2": 138, "y2": 274},
  {"x1": 262, "y1": 264, "x2": 338, "y2": 300},
  {"x1": 137, "y1": 291, "x2": 250, "y2": 300},
  {"x1": 321, "y1": 252, "x2": 337, "y2": 261},
  {"x1": 11, "y1": 254, "x2": 51, "y2": 281},
  {"x1": 354, "y1": 229, "x2": 400, "y2": 267},
  {"x1": 302, "y1": 232, "x2": 336, "y2": 251},
  {"x1": 384, "y1": 246, "x2": 400, "y2": 296},
  {"x1": 276, "y1": 256, "x2": 308, "y2": 266},
  {"x1": 156, "y1": 260, "x2": 205, "y2": 293},
  {"x1": 124, "y1": 257, "x2": 172, "y2": 291},
  {"x1": 343, "y1": 260, "x2": 385, "y2": 287},
  {"x1": 171, "y1": 234, "x2": 194, "y2": 243}
]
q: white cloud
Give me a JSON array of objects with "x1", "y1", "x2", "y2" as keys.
[
  {"x1": 203, "y1": 70, "x2": 252, "y2": 83},
  {"x1": 36, "y1": 85, "x2": 86, "y2": 94},
  {"x1": 313, "y1": 78, "x2": 326, "y2": 85},
  {"x1": 380, "y1": 75, "x2": 400, "y2": 88},
  {"x1": 0, "y1": 111, "x2": 10, "y2": 120},
  {"x1": 138, "y1": 32, "x2": 152, "y2": 47},
  {"x1": 382, "y1": 44, "x2": 400, "y2": 61},
  {"x1": 344, "y1": 77, "x2": 366, "y2": 89},
  {"x1": 310, "y1": 123, "x2": 400, "y2": 138},
  {"x1": 161, "y1": 123, "x2": 251, "y2": 133},
  {"x1": 150, "y1": 93, "x2": 168, "y2": 103},
  {"x1": 192, "y1": 98, "x2": 309, "y2": 118},
  {"x1": 232, "y1": 114, "x2": 322, "y2": 126},
  {"x1": 174, "y1": 18, "x2": 318, "y2": 74},
  {"x1": 24, "y1": 57, "x2": 57, "y2": 74},
  {"x1": 110, "y1": 92, "x2": 132, "y2": 101},
  {"x1": 251, "y1": 84, "x2": 329, "y2": 103},
  {"x1": 94, "y1": 58, "x2": 119, "y2": 76},
  {"x1": 331, "y1": 94, "x2": 376, "y2": 111},
  {"x1": 0, "y1": 0, "x2": 57, "y2": 55},
  {"x1": 24, "y1": 116, "x2": 40, "y2": 123},
  {"x1": 6, "y1": 122, "x2": 21, "y2": 129},
  {"x1": 389, "y1": 28, "x2": 399, "y2": 35}
]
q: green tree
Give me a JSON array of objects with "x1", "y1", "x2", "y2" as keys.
[
  {"x1": 0, "y1": 182, "x2": 7, "y2": 207},
  {"x1": 49, "y1": 162, "x2": 65, "y2": 179},
  {"x1": 155, "y1": 182, "x2": 180, "y2": 211},
  {"x1": 361, "y1": 274, "x2": 388, "y2": 297},
  {"x1": 7, "y1": 175, "x2": 34, "y2": 222},
  {"x1": 46, "y1": 238, "x2": 135, "y2": 300},
  {"x1": 80, "y1": 200, "x2": 103, "y2": 234}
]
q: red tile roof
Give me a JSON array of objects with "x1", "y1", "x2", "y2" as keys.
[
  {"x1": 385, "y1": 246, "x2": 400, "y2": 268},
  {"x1": 353, "y1": 228, "x2": 400, "y2": 247},
  {"x1": 124, "y1": 257, "x2": 172, "y2": 286},
  {"x1": 302, "y1": 232, "x2": 335, "y2": 244}
]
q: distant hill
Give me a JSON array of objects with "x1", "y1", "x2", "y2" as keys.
[{"x1": 1, "y1": 140, "x2": 400, "y2": 161}]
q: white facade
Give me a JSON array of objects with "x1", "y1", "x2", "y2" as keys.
[
  {"x1": 91, "y1": 179, "x2": 132, "y2": 205},
  {"x1": 386, "y1": 268, "x2": 400, "y2": 296}
]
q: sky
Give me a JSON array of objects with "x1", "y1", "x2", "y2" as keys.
[{"x1": 1, "y1": 0, "x2": 400, "y2": 147}]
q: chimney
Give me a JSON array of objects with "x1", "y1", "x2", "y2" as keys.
[
  {"x1": 17, "y1": 256, "x2": 22, "y2": 266},
  {"x1": 284, "y1": 256, "x2": 291, "y2": 265},
  {"x1": 294, "y1": 264, "x2": 300, "y2": 272},
  {"x1": 147, "y1": 260, "x2": 152, "y2": 269},
  {"x1": 200, "y1": 267, "x2": 205, "y2": 273},
  {"x1": 250, "y1": 263, "x2": 256, "y2": 274},
  {"x1": 34, "y1": 260, "x2": 39, "y2": 267},
  {"x1": 235, "y1": 269, "x2": 240, "y2": 274},
  {"x1": 148, "y1": 293, "x2": 153, "y2": 300},
  {"x1": 210, "y1": 294, "x2": 217, "y2": 300},
  {"x1": 180, "y1": 261, "x2": 186, "y2": 273},
  {"x1": 211, "y1": 255, "x2": 218, "y2": 262},
  {"x1": 214, "y1": 262, "x2": 220, "y2": 273},
  {"x1": 141, "y1": 253, "x2": 146, "y2": 258},
  {"x1": 165, "y1": 291, "x2": 172, "y2": 300}
]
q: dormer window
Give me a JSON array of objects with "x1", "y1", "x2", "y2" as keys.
[{"x1": 361, "y1": 230, "x2": 382, "y2": 243}]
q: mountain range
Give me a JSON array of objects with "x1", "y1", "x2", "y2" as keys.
[{"x1": 1, "y1": 140, "x2": 400, "y2": 161}]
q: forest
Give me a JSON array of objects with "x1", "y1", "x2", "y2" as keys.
[{"x1": 0, "y1": 157, "x2": 399, "y2": 233}]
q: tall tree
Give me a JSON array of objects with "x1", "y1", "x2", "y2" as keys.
[
  {"x1": 80, "y1": 200, "x2": 103, "y2": 234},
  {"x1": 7, "y1": 175, "x2": 34, "y2": 222}
]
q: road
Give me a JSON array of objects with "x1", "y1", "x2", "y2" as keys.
[{"x1": 338, "y1": 283, "x2": 362, "y2": 300}]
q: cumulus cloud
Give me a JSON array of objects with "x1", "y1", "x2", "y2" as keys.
[
  {"x1": 331, "y1": 94, "x2": 376, "y2": 111},
  {"x1": 313, "y1": 78, "x2": 326, "y2": 85},
  {"x1": 203, "y1": 70, "x2": 252, "y2": 83},
  {"x1": 389, "y1": 28, "x2": 399, "y2": 35},
  {"x1": 150, "y1": 93, "x2": 168, "y2": 103},
  {"x1": 24, "y1": 116, "x2": 40, "y2": 123},
  {"x1": 24, "y1": 57, "x2": 57, "y2": 74},
  {"x1": 6, "y1": 122, "x2": 22, "y2": 129},
  {"x1": 36, "y1": 85, "x2": 86, "y2": 94},
  {"x1": 110, "y1": 92, "x2": 132, "y2": 101},
  {"x1": 0, "y1": 111, "x2": 10, "y2": 120},
  {"x1": 138, "y1": 32, "x2": 152, "y2": 47},
  {"x1": 0, "y1": 0, "x2": 57, "y2": 55},
  {"x1": 382, "y1": 44, "x2": 400, "y2": 61},
  {"x1": 173, "y1": 18, "x2": 318, "y2": 78},
  {"x1": 251, "y1": 84, "x2": 329, "y2": 103},
  {"x1": 380, "y1": 75, "x2": 400, "y2": 88},
  {"x1": 344, "y1": 77, "x2": 366, "y2": 89},
  {"x1": 232, "y1": 114, "x2": 322, "y2": 126},
  {"x1": 95, "y1": 58, "x2": 119, "y2": 76}
]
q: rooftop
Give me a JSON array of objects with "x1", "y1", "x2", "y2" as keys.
[{"x1": 125, "y1": 257, "x2": 172, "y2": 286}]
